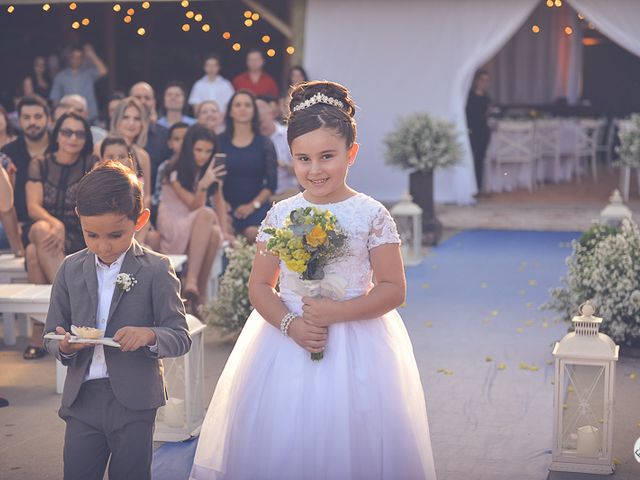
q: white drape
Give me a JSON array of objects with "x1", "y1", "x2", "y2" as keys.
[
  {"x1": 487, "y1": 2, "x2": 583, "y2": 105},
  {"x1": 568, "y1": 0, "x2": 640, "y2": 59},
  {"x1": 304, "y1": 0, "x2": 538, "y2": 204}
]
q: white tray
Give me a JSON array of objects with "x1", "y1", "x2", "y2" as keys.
[{"x1": 44, "y1": 333, "x2": 121, "y2": 348}]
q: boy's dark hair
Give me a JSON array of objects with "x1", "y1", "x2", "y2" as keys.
[
  {"x1": 287, "y1": 80, "x2": 357, "y2": 148},
  {"x1": 76, "y1": 160, "x2": 143, "y2": 222},
  {"x1": 17, "y1": 95, "x2": 50, "y2": 118},
  {"x1": 50, "y1": 111, "x2": 94, "y2": 157},
  {"x1": 169, "y1": 121, "x2": 189, "y2": 136}
]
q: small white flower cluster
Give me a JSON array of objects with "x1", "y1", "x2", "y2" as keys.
[
  {"x1": 115, "y1": 273, "x2": 137, "y2": 292},
  {"x1": 292, "y1": 93, "x2": 344, "y2": 112},
  {"x1": 384, "y1": 112, "x2": 463, "y2": 172},
  {"x1": 546, "y1": 219, "x2": 640, "y2": 345},
  {"x1": 201, "y1": 238, "x2": 256, "y2": 334}
]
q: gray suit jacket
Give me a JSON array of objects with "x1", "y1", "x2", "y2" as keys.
[{"x1": 44, "y1": 241, "x2": 192, "y2": 410}]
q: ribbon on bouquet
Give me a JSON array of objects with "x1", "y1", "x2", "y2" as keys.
[{"x1": 284, "y1": 271, "x2": 348, "y2": 300}]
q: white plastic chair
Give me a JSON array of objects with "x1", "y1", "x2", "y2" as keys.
[
  {"x1": 492, "y1": 121, "x2": 536, "y2": 193},
  {"x1": 574, "y1": 118, "x2": 604, "y2": 181}
]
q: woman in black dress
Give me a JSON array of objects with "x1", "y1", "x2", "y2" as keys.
[
  {"x1": 466, "y1": 69, "x2": 491, "y2": 192},
  {"x1": 22, "y1": 55, "x2": 51, "y2": 100},
  {"x1": 218, "y1": 90, "x2": 277, "y2": 243}
]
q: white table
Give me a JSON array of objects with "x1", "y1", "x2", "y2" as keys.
[
  {"x1": 0, "y1": 253, "x2": 28, "y2": 283},
  {"x1": 0, "y1": 283, "x2": 51, "y2": 346}
]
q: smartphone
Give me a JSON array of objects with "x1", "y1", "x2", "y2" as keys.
[{"x1": 213, "y1": 153, "x2": 227, "y2": 169}]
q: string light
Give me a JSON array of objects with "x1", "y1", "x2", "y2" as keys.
[
  {"x1": 7, "y1": 5, "x2": 14, "y2": 13},
  {"x1": 222, "y1": 31, "x2": 231, "y2": 39},
  {"x1": 42, "y1": 3, "x2": 51, "y2": 12},
  {"x1": 71, "y1": 21, "x2": 80, "y2": 29},
  {"x1": 286, "y1": 46, "x2": 295, "y2": 55},
  {"x1": 195, "y1": 13, "x2": 203, "y2": 22},
  {"x1": 251, "y1": 13, "x2": 260, "y2": 21},
  {"x1": 267, "y1": 48, "x2": 275, "y2": 57},
  {"x1": 244, "y1": 19, "x2": 253, "y2": 27},
  {"x1": 181, "y1": 0, "x2": 189, "y2": 7},
  {"x1": 261, "y1": 35, "x2": 270, "y2": 43},
  {"x1": 142, "y1": 1, "x2": 150, "y2": 9},
  {"x1": 546, "y1": 0, "x2": 553, "y2": 6},
  {"x1": 127, "y1": 8, "x2": 135, "y2": 15},
  {"x1": 232, "y1": 43, "x2": 241, "y2": 51},
  {"x1": 564, "y1": 26, "x2": 573, "y2": 35},
  {"x1": 588, "y1": 22, "x2": 595, "y2": 29},
  {"x1": 243, "y1": 10, "x2": 252, "y2": 18},
  {"x1": 123, "y1": 15, "x2": 132, "y2": 23},
  {"x1": 186, "y1": 11, "x2": 194, "y2": 19},
  {"x1": 137, "y1": 27, "x2": 146, "y2": 36},
  {"x1": 113, "y1": 4, "x2": 121, "y2": 12},
  {"x1": 69, "y1": 2, "x2": 77, "y2": 10},
  {"x1": 82, "y1": 17, "x2": 90, "y2": 26},
  {"x1": 202, "y1": 24, "x2": 210, "y2": 32},
  {"x1": 182, "y1": 23, "x2": 190, "y2": 32},
  {"x1": 531, "y1": 25, "x2": 540, "y2": 33},
  {"x1": 554, "y1": 0, "x2": 562, "y2": 6},
  {"x1": 577, "y1": 12, "x2": 584, "y2": 20}
]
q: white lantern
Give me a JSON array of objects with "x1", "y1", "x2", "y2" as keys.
[
  {"x1": 390, "y1": 192, "x2": 423, "y2": 266},
  {"x1": 155, "y1": 314, "x2": 207, "y2": 442},
  {"x1": 599, "y1": 189, "x2": 632, "y2": 227},
  {"x1": 550, "y1": 301, "x2": 619, "y2": 474}
]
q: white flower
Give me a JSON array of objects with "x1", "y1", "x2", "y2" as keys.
[{"x1": 115, "y1": 273, "x2": 137, "y2": 292}]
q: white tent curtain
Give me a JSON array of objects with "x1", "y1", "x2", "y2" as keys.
[
  {"x1": 487, "y1": 2, "x2": 583, "y2": 105},
  {"x1": 304, "y1": 0, "x2": 538, "y2": 204},
  {"x1": 568, "y1": 0, "x2": 640, "y2": 59}
]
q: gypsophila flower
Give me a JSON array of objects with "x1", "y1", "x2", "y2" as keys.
[
  {"x1": 114, "y1": 273, "x2": 137, "y2": 292},
  {"x1": 615, "y1": 114, "x2": 640, "y2": 168}
]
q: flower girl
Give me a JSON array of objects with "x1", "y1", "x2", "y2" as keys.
[{"x1": 191, "y1": 81, "x2": 437, "y2": 479}]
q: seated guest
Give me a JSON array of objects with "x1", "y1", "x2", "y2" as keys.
[
  {"x1": 156, "y1": 124, "x2": 228, "y2": 309},
  {"x1": 23, "y1": 112, "x2": 97, "y2": 359},
  {"x1": 0, "y1": 105, "x2": 17, "y2": 149},
  {"x1": 22, "y1": 55, "x2": 52, "y2": 100},
  {"x1": 219, "y1": 90, "x2": 277, "y2": 243},
  {"x1": 188, "y1": 53, "x2": 235, "y2": 115},
  {"x1": 54, "y1": 94, "x2": 108, "y2": 144},
  {"x1": 196, "y1": 100, "x2": 224, "y2": 135},
  {"x1": 1, "y1": 95, "x2": 51, "y2": 257},
  {"x1": 130, "y1": 82, "x2": 172, "y2": 189},
  {"x1": 106, "y1": 91, "x2": 126, "y2": 127},
  {"x1": 158, "y1": 81, "x2": 196, "y2": 128},
  {"x1": 256, "y1": 97, "x2": 298, "y2": 202},
  {"x1": 151, "y1": 122, "x2": 189, "y2": 218}
]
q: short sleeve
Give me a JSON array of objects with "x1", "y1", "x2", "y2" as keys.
[
  {"x1": 367, "y1": 204, "x2": 401, "y2": 250},
  {"x1": 256, "y1": 203, "x2": 280, "y2": 243}
]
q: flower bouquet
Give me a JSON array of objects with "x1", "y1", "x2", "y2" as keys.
[{"x1": 264, "y1": 206, "x2": 348, "y2": 360}]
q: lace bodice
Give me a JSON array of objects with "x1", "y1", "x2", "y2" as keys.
[{"x1": 257, "y1": 192, "x2": 400, "y2": 302}]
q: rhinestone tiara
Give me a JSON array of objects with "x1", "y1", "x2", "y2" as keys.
[{"x1": 292, "y1": 93, "x2": 345, "y2": 112}]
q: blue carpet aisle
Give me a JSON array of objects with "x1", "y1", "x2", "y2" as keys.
[{"x1": 152, "y1": 230, "x2": 581, "y2": 480}]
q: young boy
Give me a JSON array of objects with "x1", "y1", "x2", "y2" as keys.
[{"x1": 44, "y1": 161, "x2": 191, "y2": 480}]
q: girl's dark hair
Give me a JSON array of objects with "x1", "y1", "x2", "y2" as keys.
[
  {"x1": 0, "y1": 105, "x2": 16, "y2": 137},
  {"x1": 287, "y1": 81, "x2": 357, "y2": 148},
  {"x1": 100, "y1": 136, "x2": 138, "y2": 173},
  {"x1": 223, "y1": 89, "x2": 259, "y2": 138},
  {"x1": 76, "y1": 160, "x2": 143, "y2": 222},
  {"x1": 168, "y1": 123, "x2": 218, "y2": 192},
  {"x1": 49, "y1": 111, "x2": 94, "y2": 157}
]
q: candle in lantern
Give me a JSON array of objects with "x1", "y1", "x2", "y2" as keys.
[
  {"x1": 576, "y1": 425, "x2": 600, "y2": 456},
  {"x1": 163, "y1": 397, "x2": 185, "y2": 428}
]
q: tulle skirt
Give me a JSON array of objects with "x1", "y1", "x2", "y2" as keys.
[{"x1": 190, "y1": 307, "x2": 437, "y2": 480}]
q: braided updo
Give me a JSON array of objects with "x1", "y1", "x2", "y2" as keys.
[{"x1": 287, "y1": 80, "x2": 357, "y2": 148}]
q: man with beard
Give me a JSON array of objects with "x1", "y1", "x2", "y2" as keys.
[{"x1": 1, "y1": 95, "x2": 51, "y2": 257}]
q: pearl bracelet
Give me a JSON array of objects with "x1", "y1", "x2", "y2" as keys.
[{"x1": 280, "y1": 312, "x2": 297, "y2": 336}]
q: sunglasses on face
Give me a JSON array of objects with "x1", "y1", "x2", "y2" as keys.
[{"x1": 59, "y1": 128, "x2": 87, "y2": 140}]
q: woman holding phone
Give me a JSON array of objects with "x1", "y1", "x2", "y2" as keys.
[{"x1": 156, "y1": 124, "x2": 228, "y2": 309}]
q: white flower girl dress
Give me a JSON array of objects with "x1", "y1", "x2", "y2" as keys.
[{"x1": 190, "y1": 192, "x2": 436, "y2": 480}]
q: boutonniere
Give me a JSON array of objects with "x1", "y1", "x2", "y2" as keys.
[{"x1": 115, "y1": 273, "x2": 137, "y2": 292}]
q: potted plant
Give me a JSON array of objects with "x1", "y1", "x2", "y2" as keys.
[{"x1": 384, "y1": 112, "x2": 462, "y2": 245}]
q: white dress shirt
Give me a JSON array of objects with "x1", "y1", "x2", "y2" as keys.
[
  {"x1": 84, "y1": 251, "x2": 126, "y2": 382},
  {"x1": 188, "y1": 75, "x2": 235, "y2": 113}
]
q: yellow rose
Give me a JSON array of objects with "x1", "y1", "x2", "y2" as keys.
[{"x1": 306, "y1": 225, "x2": 327, "y2": 247}]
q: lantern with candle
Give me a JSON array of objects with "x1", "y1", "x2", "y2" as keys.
[
  {"x1": 390, "y1": 192, "x2": 423, "y2": 266},
  {"x1": 155, "y1": 314, "x2": 207, "y2": 441},
  {"x1": 550, "y1": 301, "x2": 619, "y2": 474}
]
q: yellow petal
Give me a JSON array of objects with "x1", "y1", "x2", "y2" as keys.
[
  {"x1": 568, "y1": 385, "x2": 574, "y2": 392},
  {"x1": 491, "y1": 310, "x2": 499, "y2": 317},
  {"x1": 529, "y1": 366, "x2": 539, "y2": 372},
  {"x1": 542, "y1": 321, "x2": 549, "y2": 329},
  {"x1": 516, "y1": 327, "x2": 524, "y2": 333},
  {"x1": 519, "y1": 362, "x2": 528, "y2": 370},
  {"x1": 437, "y1": 368, "x2": 445, "y2": 373},
  {"x1": 613, "y1": 458, "x2": 621, "y2": 465},
  {"x1": 526, "y1": 302, "x2": 533, "y2": 308},
  {"x1": 425, "y1": 321, "x2": 433, "y2": 328},
  {"x1": 498, "y1": 362, "x2": 507, "y2": 370},
  {"x1": 629, "y1": 373, "x2": 637, "y2": 380},
  {"x1": 399, "y1": 302, "x2": 407, "y2": 308},
  {"x1": 422, "y1": 283, "x2": 430, "y2": 289}
]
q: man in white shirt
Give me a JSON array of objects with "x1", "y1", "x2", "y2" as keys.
[
  {"x1": 256, "y1": 97, "x2": 299, "y2": 202},
  {"x1": 188, "y1": 53, "x2": 235, "y2": 115}
]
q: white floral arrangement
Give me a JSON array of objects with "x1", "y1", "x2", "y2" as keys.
[
  {"x1": 201, "y1": 238, "x2": 256, "y2": 335},
  {"x1": 384, "y1": 112, "x2": 463, "y2": 172},
  {"x1": 615, "y1": 114, "x2": 640, "y2": 168},
  {"x1": 115, "y1": 273, "x2": 137, "y2": 292},
  {"x1": 545, "y1": 220, "x2": 640, "y2": 345}
]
